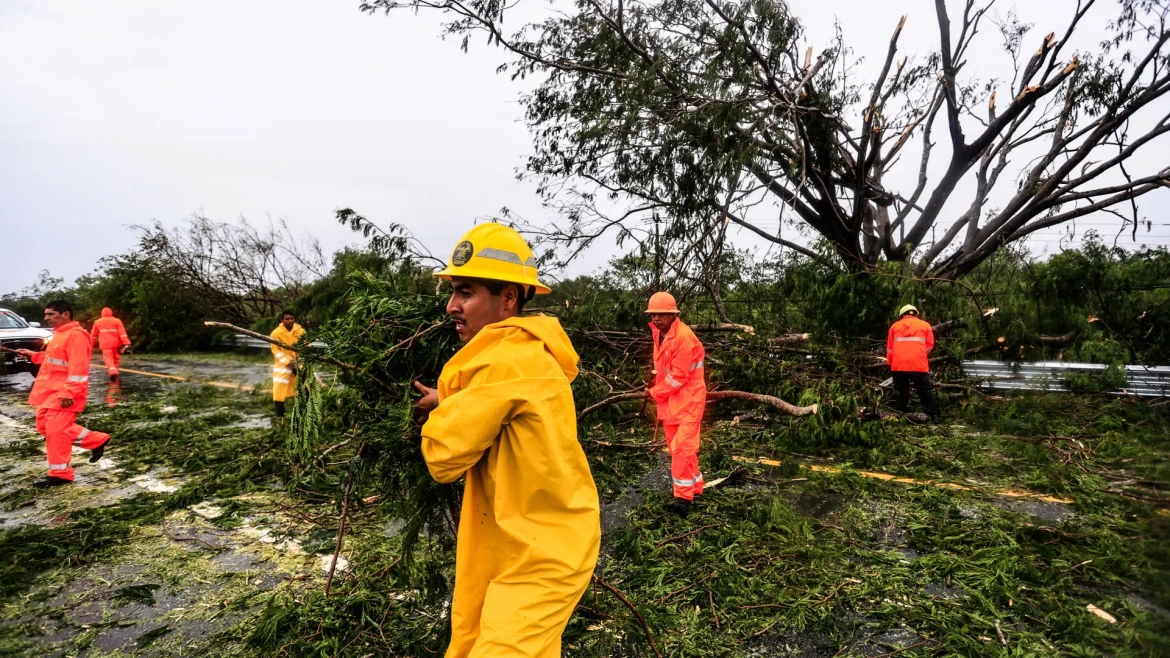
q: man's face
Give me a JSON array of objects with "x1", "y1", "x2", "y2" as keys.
[
  {"x1": 43, "y1": 308, "x2": 70, "y2": 329},
  {"x1": 650, "y1": 313, "x2": 677, "y2": 333},
  {"x1": 281, "y1": 315, "x2": 296, "y2": 330},
  {"x1": 446, "y1": 278, "x2": 513, "y2": 343}
]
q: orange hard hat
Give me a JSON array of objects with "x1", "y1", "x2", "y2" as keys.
[{"x1": 645, "y1": 291, "x2": 680, "y2": 314}]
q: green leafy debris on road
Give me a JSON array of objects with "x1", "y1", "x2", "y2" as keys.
[{"x1": 0, "y1": 348, "x2": 1167, "y2": 656}]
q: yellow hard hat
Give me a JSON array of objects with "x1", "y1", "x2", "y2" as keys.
[
  {"x1": 434, "y1": 223, "x2": 551, "y2": 294},
  {"x1": 899, "y1": 304, "x2": 919, "y2": 316}
]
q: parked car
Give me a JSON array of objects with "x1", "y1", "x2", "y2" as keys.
[{"x1": 0, "y1": 308, "x2": 51, "y2": 376}]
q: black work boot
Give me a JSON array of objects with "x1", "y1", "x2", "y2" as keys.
[
  {"x1": 89, "y1": 438, "x2": 110, "y2": 463},
  {"x1": 109, "y1": 373, "x2": 118, "y2": 382},
  {"x1": 666, "y1": 498, "x2": 692, "y2": 517},
  {"x1": 33, "y1": 476, "x2": 72, "y2": 489},
  {"x1": 274, "y1": 401, "x2": 286, "y2": 418}
]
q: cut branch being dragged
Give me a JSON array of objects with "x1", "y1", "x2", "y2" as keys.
[
  {"x1": 203, "y1": 321, "x2": 396, "y2": 395},
  {"x1": 578, "y1": 390, "x2": 818, "y2": 420}
]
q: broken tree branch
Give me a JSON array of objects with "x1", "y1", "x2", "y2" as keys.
[
  {"x1": 578, "y1": 390, "x2": 818, "y2": 420},
  {"x1": 204, "y1": 321, "x2": 396, "y2": 395},
  {"x1": 326, "y1": 442, "x2": 365, "y2": 596},
  {"x1": 768, "y1": 333, "x2": 811, "y2": 344},
  {"x1": 692, "y1": 322, "x2": 756, "y2": 334},
  {"x1": 593, "y1": 576, "x2": 663, "y2": 658},
  {"x1": 1039, "y1": 329, "x2": 1078, "y2": 346}
]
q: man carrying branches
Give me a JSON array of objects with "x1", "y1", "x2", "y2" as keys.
[
  {"x1": 270, "y1": 310, "x2": 304, "y2": 418},
  {"x1": 413, "y1": 223, "x2": 601, "y2": 657}
]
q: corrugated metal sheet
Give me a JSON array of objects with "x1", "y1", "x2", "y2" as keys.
[{"x1": 961, "y1": 360, "x2": 1170, "y2": 398}]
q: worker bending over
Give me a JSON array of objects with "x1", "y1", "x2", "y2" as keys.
[
  {"x1": 16, "y1": 301, "x2": 111, "y2": 488},
  {"x1": 90, "y1": 307, "x2": 131, "y2": 381},
  {"x1": 270, "y1": 311, "x2": 304, "y2": 418},
  {"x1": 413, "y1": 223, "x2": 600, "y2": 658},
  {"x1": 886, "y1": 304, "x2": 942, "y2": 423},
  {"x1": 647, "y1": 292, "x2": 707, "y2": 517}
]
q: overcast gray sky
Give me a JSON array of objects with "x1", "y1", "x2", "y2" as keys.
[{"x1": 2, "y1": 0, "x2": 1166, "y2": 294}]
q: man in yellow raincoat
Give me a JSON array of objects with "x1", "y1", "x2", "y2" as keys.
[
  {"x1": 413, "y1": 223, "x2": 601, "y2": 657},
  {"x1": 270, "y1": 310, "x2": 304, "y2": 418}
]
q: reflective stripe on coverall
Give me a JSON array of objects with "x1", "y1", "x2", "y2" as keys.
[
  {"x1": 269, "y1": 323, "x2": 304, "y2": 402},
  {"x1": 649, "y1": 318, "x2": 707, "y2": 500},
  {"x1": 421, "y1": 315, "x2": 601, "y2": 658},
  {"x1": 28, "y1": 321, "x2": 109, "y2": 480},
  {"x1": 91, "y1": 308, "x2": 131, "y2": 375},
  {"x1": 886, "y1": 316, "x2": 934, "y2": 372}
]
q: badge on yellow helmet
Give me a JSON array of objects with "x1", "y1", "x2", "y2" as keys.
[
  {"x1": 435, "y1": 224, "x2": 551, "y2": 294},
  {"x1": 898, "y1": 304, "x2": 919, "y2": 316},
  {"x1": 451, "y1": 241, "x2": 474, "y2": 267}
]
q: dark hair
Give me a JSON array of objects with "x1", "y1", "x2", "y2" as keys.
[
  {"x1": 281, "y1": 310, "x2": 296, "y2": 319},
  {"x1": 45, "y1": 300, "x2": 73, "y2": 318},
  {"x1": 479, "y1": 280, "x2": 532, "y2": 313}
]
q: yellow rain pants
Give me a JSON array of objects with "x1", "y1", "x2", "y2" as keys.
[
  {"x1": 422, "y1": 315, "x2": 601, "y2": 658},
  {"x1": 270, "y1": 322, "x2": 304, "y2": 402}
]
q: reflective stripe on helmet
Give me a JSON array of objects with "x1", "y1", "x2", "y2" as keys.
[{"x1": 476, "y1": 247, "x2": 522, "y2": 265}]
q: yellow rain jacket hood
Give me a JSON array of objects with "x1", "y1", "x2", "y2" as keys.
[{"x1": 422, "y1": 314, "x2": 601, "y2": 657}]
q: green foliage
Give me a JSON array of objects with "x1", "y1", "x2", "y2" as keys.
[
  {"x1": 75, "y1": 252, "x2": 219, "y2": 351},
  {"x1": 290, "y1": 270, "x2": 461, "y2": 550}
]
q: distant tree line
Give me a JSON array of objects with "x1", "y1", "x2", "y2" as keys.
[{"x1": 3, "y1": 212, "x2": 1167, "y2": 365}]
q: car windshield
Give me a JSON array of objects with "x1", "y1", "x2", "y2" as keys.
[{"x1": 0, "y1": 311, "x2": 30, "y2": 330}]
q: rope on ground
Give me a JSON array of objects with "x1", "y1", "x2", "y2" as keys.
[{"x1": 732, "y1": 455, "x2": 1075, "y2": 504}]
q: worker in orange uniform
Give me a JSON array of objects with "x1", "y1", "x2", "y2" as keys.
[
  {"x1": 90, "y1": 307, "x2": 132, "y2": 381},
  {"x1": 887, "y1": 304, "x2": 942, "y2": 423},
  {"x1": 15, "y1": 300, "x2": 111, "y2": 488},
  {"x1": 412, "y1": 223, "x2": 600, "y2": 657},
  {"x1": 646, "y1": 291, "x2": 707, "y2": 517},
  {"x1": 270, "y1": 310, "x2": 304, "y2": 418}
]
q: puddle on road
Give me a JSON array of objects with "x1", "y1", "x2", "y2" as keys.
[
  {"x1": 2, "y1": 496, "x2": 341, "y2": 657},
  {"x1": 600, "y1": 451, "x2": 671, "y2": 535}
]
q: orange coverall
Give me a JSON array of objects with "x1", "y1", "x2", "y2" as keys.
[
  {"x1": 28, "y1": 321, "x2": 110, "y2": 480},
  {"x1": 886, "y1": 315, "x2": 934, "y2": 372},
  {"x1": 886, "y1": 315, "x2": 941, "y2": 417},
  {"x1": 90, "y1": 307, "x2": 131, "y2": 376},
  {"x1": 650, "y1": 318, "x2": 707, "y2": 500}
]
